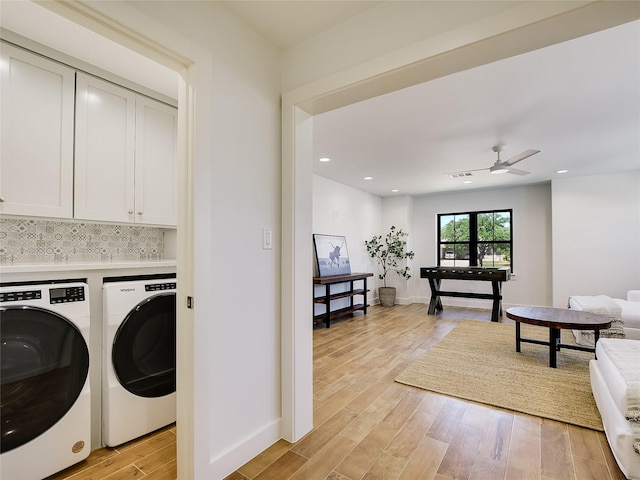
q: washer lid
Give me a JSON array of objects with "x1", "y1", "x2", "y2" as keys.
[
  {"x1": 112, "y1": 292, "x2": 176, "y2": 398},
  {"x1": 0, "y1": 306, "x2": 89, "y2": 453}
]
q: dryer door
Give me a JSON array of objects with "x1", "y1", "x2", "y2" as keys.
[
  {"x1": 112, "y1": 293, "x2": 176, "y2": 398},
  {"x1": 0, "y1": 306, "x2": 89, "y2": 453}
]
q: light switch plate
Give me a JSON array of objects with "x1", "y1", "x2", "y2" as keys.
[{"x1": 262, "y1": 228, "x2": 273, "y2": 250}]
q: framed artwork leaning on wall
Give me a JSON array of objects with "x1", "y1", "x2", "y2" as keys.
[{"x1": 313, "y1": 234, "x2": 351, "y2": 277}]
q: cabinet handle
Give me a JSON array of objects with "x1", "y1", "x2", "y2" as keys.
[
  {"x1": 0, "y1": 196, "x2": 4, "y2": 203},
  {"x1": 128, "y1": 210, "x2": 134, "y2": 214},
  {"x1": 137, "y1": 211, "x2": 143, "y2": 215}
]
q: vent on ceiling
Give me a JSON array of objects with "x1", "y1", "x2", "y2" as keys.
[{"x1": 447, "y1": 172, "x2": 473, "y2": 178}]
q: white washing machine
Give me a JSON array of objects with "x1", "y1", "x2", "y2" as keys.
[
  {"x1": 0, "y1": 280, "x2": 91, "y2": 480},
  {"x1": 102, "y1": 274, "x2": 176, "y2": 447}
]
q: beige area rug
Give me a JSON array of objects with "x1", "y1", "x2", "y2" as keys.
[{"x1": 395, "y1": 319, "x2": 603, "y2": 431}]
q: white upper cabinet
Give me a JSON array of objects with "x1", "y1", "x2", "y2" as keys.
[
  {"x1": 74, "y1": 73, "x2": 177, "y2": 226},
  {"x1": 0, "y1": 43, "x2": 75, "y2": 218},
  {"x1": 74, "y1": 73, "x2": 136, "y2": 224},
  {"x1": 134, "y1": 96, "x2": 177, "y2": 226}
]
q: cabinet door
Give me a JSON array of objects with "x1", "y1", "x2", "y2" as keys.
[
  {"x1": 134, "y1": 96, "x2": 177, "y2": 226},
  {"x1": 74, "y1": 73, "x2": 136, "y2": 223},
  {"x1": 0, "y1": 43, "x2": 75, "y2": 218}
]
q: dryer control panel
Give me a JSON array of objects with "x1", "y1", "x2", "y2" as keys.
[
  {"x1": 0, "y1": 290, "x2": 42, "y2": 302},
  {"x1": 49, "y1": 286, "x2": 86, "y2": 304},
  {"x1": 145, "y1": 282, "x2": 176, "y2": 292}
]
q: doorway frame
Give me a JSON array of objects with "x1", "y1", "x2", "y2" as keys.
[{"x1": 30, "y1": 2, "x2": 198, "y2": 477}]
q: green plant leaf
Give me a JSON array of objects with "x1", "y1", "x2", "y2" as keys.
[{"x1": 364, "y1": 227, "x2": 415, "y2": 287}]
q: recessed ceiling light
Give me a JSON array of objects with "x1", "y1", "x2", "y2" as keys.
[
  {"x1": 391, "y1": 189, "x2": 399, "y2": 192},
  {"x1": 364, "y1": 176, "x2": 373, "y2": 180},
  {"x1": 463, "y1": 180, "x2": 472, "y2": 184},
  {"x1": 556, "y1": 169, "x2": 569, "y2": 174},
  {"x1": 318, "y1": 157, "x2": 331, "y2": 162}
]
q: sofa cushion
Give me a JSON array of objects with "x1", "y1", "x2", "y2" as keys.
[
  {"x1": 628, "y1": 290, "x2": 640, "y2": 303},
  {"x1": 596, "y1": 338, "x2": 640, "y2": 456},
  {"x1": 614, "y1": 298, "x2": 640, "y2": 329}
]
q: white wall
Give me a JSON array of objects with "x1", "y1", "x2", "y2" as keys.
[
  {"x1": 411, "y1": 183, "x2": 553, "y2": 309},
  {"x1": 379, "y1": 196, "x2": 415, "y2": 302},
  {"x1": 313, "y1": 175, "x2": 382, "y2": 272},
  {"x1": 313, "y1": 175, "x2": 382, "y2": 306},
  {"x1": 552, "y1": 171, "x2": 640, "y2": 305},
  {"x1": 320, "y1": 172, "x2": 640, "y2": 315},
  {"x1": 312, "y1": 178, "x2": 555, "y2": 311}
]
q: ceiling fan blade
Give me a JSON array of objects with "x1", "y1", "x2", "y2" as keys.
[
  {"x1": 504, "y1": 149, "x2": 540, "y2": 166},
  {"x1": 506, "y1": 167, "x2": 531, "y2": 176}
]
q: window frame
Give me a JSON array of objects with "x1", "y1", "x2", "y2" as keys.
[{"x1": 437, "y1": 209, "x2": 513, "y2": 272}]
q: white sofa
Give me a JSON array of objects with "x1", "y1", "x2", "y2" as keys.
[
  {"x1": 590, "y1": 338, "x2": 640, "y2": 479},
  {"x1": 617, "y1": 290, "x2": 640, "y2": 340},
  {"x1": 569, "y1": 290, "x2": 640, "y2": 341}
]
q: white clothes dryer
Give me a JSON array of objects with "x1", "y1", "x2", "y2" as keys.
[
  {"x1": 0, "y1": 280, "x2": 91, "y2": 480},
  {"x1": 102, "y1": 274, "x2": 176, "y2": 447}
]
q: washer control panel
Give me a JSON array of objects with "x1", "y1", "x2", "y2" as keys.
[
  {"x1": 49, "y1": 286, "x2": 86, "y2": 304},
  {"x1": 0, "y1": 290, "x2": 42, "y2": 303},
  {"x1": 145, "y1": 282, "x2": 176, "y2": 292}
]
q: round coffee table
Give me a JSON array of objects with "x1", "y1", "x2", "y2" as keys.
[{"x1": 505, "y1": 306, "x2": 612, "y2": 368}]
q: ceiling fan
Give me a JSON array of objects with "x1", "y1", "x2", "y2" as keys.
[{"x1": 446, "y1": 145, "x2": 541, "y2": 177}]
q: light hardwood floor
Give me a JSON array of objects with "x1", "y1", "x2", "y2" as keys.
[
  {"x1": 47, "y1": 304, "x2": 625, "y2": 480},
  {"x1": 45, "y1": 423, "x2": 177, "y2": 480}
]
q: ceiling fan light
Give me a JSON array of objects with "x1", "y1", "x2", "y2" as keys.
[{"x1": 490, "y1": 165, "x2": 509, "y2": 174}]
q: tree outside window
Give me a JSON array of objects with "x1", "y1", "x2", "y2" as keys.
[{"x1": 438, "y1": 210, "x2": 513, "y2": 271}]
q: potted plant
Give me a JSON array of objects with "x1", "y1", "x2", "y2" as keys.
[{"x1": 364, "y1": 226, "x2": 415, "y2": 306}]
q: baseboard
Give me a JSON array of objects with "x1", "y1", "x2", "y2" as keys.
[
  {"x1": 371, "y1": 296, "x2": 420, "y2": 306},
  {"x1": 371, "y1": 296, "x2": 496, "y2": 309},
  {"x1": 208, "y1": 418, "x2": 281, "y2": 479},
  {"x1": 369, "y1": 296, "x2": 517, "y2": 312}
]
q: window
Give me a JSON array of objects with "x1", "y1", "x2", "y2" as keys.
[{"x1": 438, "y1": 209, "x2": 513, "y2": 271}]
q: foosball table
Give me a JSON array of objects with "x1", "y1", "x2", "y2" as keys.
[{"x1": 420, "y1": 266, "x2": 511, "y2": 322}]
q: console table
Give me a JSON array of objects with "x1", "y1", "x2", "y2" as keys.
[
  {"x1": 313, "y1": 272, "x2": 373, "y2": 328},
  {"x1": 420, "y1": 266, "x2": 511, "y2": 322}
]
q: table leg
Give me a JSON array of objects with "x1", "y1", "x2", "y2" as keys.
[
  {"x1": 594, "y1": 329, "x2": 600, "y2": 358},
  {"x1": 549, "y1": 328, "x2": 560, "y2": 368},
  {"x1": 324, "y1": 284, "x2": 331, "y2": 328},
  {"x1": 491, "y1": 280, "x2": 502, "y2": 322},
  {"x1": 427, "y1": 278, "x2": 442, "y2": 315},
  {"x1": 516, "y1": 321, "x2": 521, "y2": 352},
  {"x1": 363, "y1": 277, "x2": 368, "y2": 315}
]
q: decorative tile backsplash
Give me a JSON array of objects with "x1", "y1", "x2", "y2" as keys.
[{"x1": 0, "y1": 218, "x2": 165, "y2": 265}]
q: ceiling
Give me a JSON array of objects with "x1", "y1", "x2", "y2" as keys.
[
  {"x1": 220, "y1": 2, "x2": 640, "y2": 198},
  {"x1": 221, "y1": 1, "x2": 382, "y2": 50},
  {"x1": 0, "y1": 1, "x2": 178, "y2": 100},
  {"x1": 312, "y1": 19, "x2": 640, "y2": 197},
  {"x1": 2, "y1": 2, "x2": 639, "y2": 199}
]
